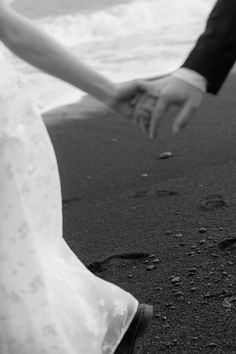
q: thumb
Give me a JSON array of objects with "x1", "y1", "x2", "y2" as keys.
[{"x1": 172, "y1": 102, "x2": 196, "y2": 134}]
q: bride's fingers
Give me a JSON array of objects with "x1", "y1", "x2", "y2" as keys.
[
  {"x1": 137, "y1": 95, "x2": 157, "y2": 119},
  {"x1": 136, "y1": 94, "x2": 156, "y2": 114},
  {"x1": 133, "y1": 94, "x2": 149, "y2": 123},
  {"x1": 130, "y1": 92, "x2": 143, "y2": 107},
  {"x1": 133, "y1": 94, "x2": 157, "y2": 132},
  {"x1": 139, "y1": 114, "x2": 151, "y2": 134}
]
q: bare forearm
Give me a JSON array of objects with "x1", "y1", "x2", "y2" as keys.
[{"x1": 1, "y1": 9, "x2": 117, "y2": 103}]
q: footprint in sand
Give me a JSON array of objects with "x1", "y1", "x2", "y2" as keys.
[
  {"x1": 134, "y1": 190, "x2": 178, "y2": 198},
  {"x1": 62, "y1": 197, "x2": 80, "y2": 205},
  {"x1": 200, "y1": 194, "x2": 227, "y2": 211},
  {"x1": 87, "y1": 252, "x2": 151, "y2": 274},
  {"x1": 218, "y1": 237, "x2": 236, "y2": 250}
]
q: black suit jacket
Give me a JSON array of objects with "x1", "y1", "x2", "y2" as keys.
[{"x1": 182, "y1": 0, "x2": 236, "y2": 94}]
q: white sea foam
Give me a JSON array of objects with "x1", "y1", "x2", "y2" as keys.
[
  {"x1": 8, "y1": 0, "x2": 215, "y2": 112},
  {"x1": 37, "y1": 0, "x2": 215, "y2": 47}
]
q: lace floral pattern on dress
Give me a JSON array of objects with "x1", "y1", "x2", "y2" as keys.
[{"x1": 0, "y1": 29, "x2": 138, "y2": 354}]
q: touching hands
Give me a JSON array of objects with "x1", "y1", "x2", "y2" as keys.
[
  {"x1": 133, "y1": 76, "x2": 204, "y2": 139},
  {"x1": 108, "y1": 80, "x2": 146, "y2": 119},
  {"x1": 109, "y1": 75, "x2": 204, "y2": 140}
]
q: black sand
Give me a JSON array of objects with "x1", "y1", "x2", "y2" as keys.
[{"x1": 44, "y1": 74, "x2": 236, "y2": 353}]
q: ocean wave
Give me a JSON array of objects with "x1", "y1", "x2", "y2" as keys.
[
  {"x1": 37, "y1": 0, "x2": 215, "y2": 47},
  {"x1": 8, "y1": 0, "x2": 216, "y2": 112}
]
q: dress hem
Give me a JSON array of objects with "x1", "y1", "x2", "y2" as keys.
[{"x1": 111, "y1": 299, "x2": 139, "y2": 354}]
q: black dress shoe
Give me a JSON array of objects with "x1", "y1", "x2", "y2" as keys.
[{"x1": 114, "y1": 303, "x2": 153, "y2": 354}]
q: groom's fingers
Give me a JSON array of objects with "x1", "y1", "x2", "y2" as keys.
[
  {"x1": 148, "y1": 98, "x2": 169, "y2": 139},
  {"x1": 172, "y1": 101, "x2": 196, "y2": 134}
]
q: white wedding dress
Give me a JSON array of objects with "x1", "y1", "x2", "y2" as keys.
[{"x1": 0, "y1": 2, "x2": 138, "y2": 353}]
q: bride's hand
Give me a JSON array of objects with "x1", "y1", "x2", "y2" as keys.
[
  {"x1": 108, "y1": 80, "x2": 147, "y2": 120},
  {"x1": 133, "y1": 93, "x2": 158, "y2": 134},
  {"x1": 110, "y1": 79, "x2": 159, "y2": 133}
]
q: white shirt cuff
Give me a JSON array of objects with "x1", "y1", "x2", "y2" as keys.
[{"x1": 172, "y1": 68, "x2": 207, "y2": 92}]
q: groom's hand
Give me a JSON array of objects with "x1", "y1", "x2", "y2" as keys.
[{"x1": 135, "y1": 76, "x2": 204, "y2": 139}]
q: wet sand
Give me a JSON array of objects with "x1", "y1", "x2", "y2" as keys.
[{"x1": 44, "y1": 74, "x2": 236, "y2": 353}]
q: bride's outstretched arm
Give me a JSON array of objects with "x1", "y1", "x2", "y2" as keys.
[{"x1": 0, "y1": 3, "x2": 143, "y2": 107}]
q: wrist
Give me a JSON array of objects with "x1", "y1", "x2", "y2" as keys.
[
  {"x1": 92, "y1": 79, "x2": 117, "y2": 105},
  {"x1": 100, "y1": 82, "x2": 119, "y2": 106},
  {"x1": 172, "y1": 68, "x2": 207, "y2": 92}
]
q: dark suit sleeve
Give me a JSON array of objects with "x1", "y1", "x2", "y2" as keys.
[{"x1": 182, "y1": 0, "x2": 236, "y2": 94}]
